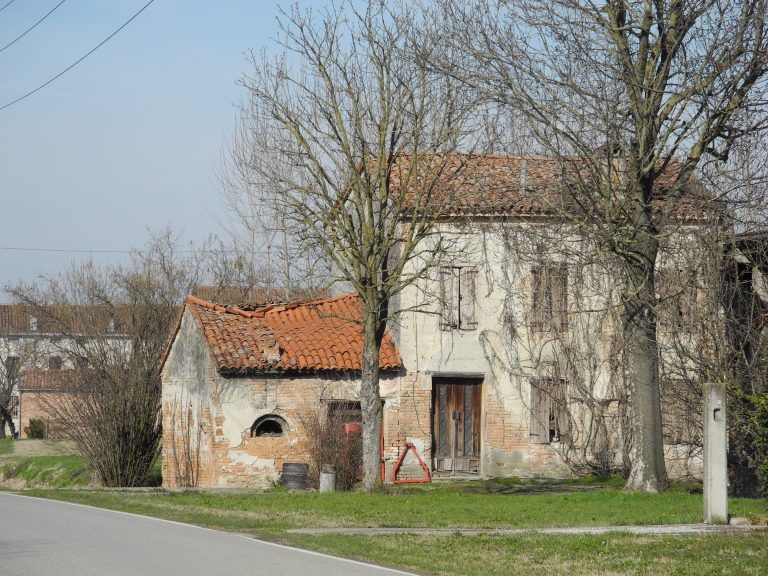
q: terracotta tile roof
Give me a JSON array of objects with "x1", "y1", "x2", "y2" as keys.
[
  {"x1": 191, "y1": 285, "x2": 328, "y2": 308},
  {"x1": 0, "y1": 304, "x2": 125, "y2": 335},
  {"x1": 184, "y1": 293, "x2": 402, "y2": 374},
  {"x1": 389, "y1": 153, "x2": 710, "y2": 220},
  {"x1": 19, "y1": 369, "x2": 83, "y2": 391}
]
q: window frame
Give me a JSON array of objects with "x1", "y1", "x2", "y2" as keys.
[
  {"x1": 529, "y1": 377, "x2": 569, "y2": 445},
  {"x1": 531, "y1": 263, "x2": 568, "y2": 333},
  {"x1": 438, "y1": 265, "x2": 478, "y2": 331}
]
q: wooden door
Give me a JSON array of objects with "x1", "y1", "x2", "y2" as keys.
[{"x1": 432, "y1": 378, "x2": 482, "y2": 474}]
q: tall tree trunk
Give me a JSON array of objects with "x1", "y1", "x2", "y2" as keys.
[
  {"x1": 0, "y1": 403, "x2": 17, "y2": 438},
  {"x1": 360, "y1": 303, "x2": 384, "y2": 492},
  {"x1": 622, "y1": 230, "x2": 668, "y2": 492}
]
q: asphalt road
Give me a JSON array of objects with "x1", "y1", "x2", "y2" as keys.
[{"x1": 0, "y1": 492, "x2": 416, "y2": 576}]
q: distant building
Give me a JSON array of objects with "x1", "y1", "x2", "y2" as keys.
[{"x1": 0, "y1": 304, "x2": 128, "y2": 437}]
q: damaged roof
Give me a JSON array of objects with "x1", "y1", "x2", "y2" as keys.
[{"x1": 181, "y1": 293, "x2": 402, "y2": 374}]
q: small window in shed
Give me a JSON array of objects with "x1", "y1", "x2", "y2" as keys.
[{"x1": 251, "y1": 414, "x2": 287, "y2": 437}]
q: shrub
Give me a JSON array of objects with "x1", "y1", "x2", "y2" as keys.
[
  {"x1": 298, "y1": 403, "x2": 362, "y2": 491},
  {"x1": 25, "y1": 418, "x2": 46, "y2": 439}
]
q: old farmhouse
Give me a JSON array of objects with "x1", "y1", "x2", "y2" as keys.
[{"x1": 161, "y1": 155, "x2": 712, "y2": 488}]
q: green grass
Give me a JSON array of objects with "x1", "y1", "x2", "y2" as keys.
[
  {"x1": 0, "y1": 437, "x2": 14, "y2": 455},
  {"x1": 2, "y1": 455, "x2": 89, "y2": 488},
  {"x1": 17, "y1": 479, "x2": 768, "y2": 575},
  {"x1": 292, "y1": 532, "x2": 768, "y2": 576},
  {"x1": 21, "y1": 479, "x2": 767, "y2": 536}
]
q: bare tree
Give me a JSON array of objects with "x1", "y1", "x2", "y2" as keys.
[
  {"x1": 0, "y1": 339, "x2": 35, "y2": 438},
  {"x1": 224, "y1": 1, "x2": 474, "y2": 489},
  {"x1": 10, "y1": 233, "x2": 201, "y2": 486},
  {"x1": 432, "y1": 0, "x2": 768, "y2": 492}
]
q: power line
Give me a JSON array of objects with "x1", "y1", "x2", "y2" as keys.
[
  {"x1": 0, "y1": 246, "x2": 133, "y2": 254},
  {"x1": 0, "y1": 0, "x2": 67, "y2": 55},
  {"x1": 0, "y1": 0, "x2": 156, "y2": 112},
  {"x1": 0, "y1": 0, "x2": 18, "y2": 14},
  {"x1": 0, "y1": 245, "x2": 239, "y2": 255}
]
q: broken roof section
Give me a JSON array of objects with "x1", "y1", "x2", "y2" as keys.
[
  {"x1": 181, "y1": 293, "x2": 402, "y2": 374},
  {"x1": 191, "y1": 285, "x2": 328, "y2": 309}
]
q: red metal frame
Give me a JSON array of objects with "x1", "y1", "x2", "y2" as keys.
[{"x1": 391, "y1": 442, "x2": 432, "y2": 484}]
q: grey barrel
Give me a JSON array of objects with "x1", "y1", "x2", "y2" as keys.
[{"x1": 281, "y1": 463, "x2": 308, "y2": 489}]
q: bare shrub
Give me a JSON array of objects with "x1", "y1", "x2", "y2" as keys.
[
  {"x1": 297, "y1": 403, "x2": 362, "y2": 491},
  {"x1": 168, "y1": 395, "x2": 202, "y2": 488}
]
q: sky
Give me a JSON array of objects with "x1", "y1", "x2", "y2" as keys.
[{"x1": 0, "y1": 0, "x2": 288, "y2": 299}]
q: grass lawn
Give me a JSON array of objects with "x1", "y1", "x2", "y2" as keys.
[
  {"x1": 16, "y1": 479, "x2": 768, "y2": 575},
  {"x1": 0, "y1": 439, "x2": 90, "y2": 488},
  {"x1": 0, "y1": 437, "x2": 13, "y2": 455}
]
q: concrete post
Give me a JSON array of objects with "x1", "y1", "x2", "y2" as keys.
[{"x1": 703, "y1": 382, "x2": 728, "y2": 524}]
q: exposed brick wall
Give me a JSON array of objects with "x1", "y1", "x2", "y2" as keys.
[{"x1": 18, "y1": 390, "x2": 71, "y2": 438}]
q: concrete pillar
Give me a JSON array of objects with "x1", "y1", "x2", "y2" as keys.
[{"x1": 703, "y1": 382, "x2": 728, "y2": 524}]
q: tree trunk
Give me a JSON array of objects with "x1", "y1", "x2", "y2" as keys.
[
  {"x1": 360, "y1": 302, "x2": 384, "y2": 492},
  {"x1": 622, "y1": 234, "x2": 668, "y2": 492},
  {"x1": 0, "y1": 403, "x2": 17, "y2": 439}
]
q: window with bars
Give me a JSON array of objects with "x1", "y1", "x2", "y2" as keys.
[
  {"x1": 531, "y1": 264, "x2": 568, "y2": 332},
  {"x1": 438, "y1": 266, "x2": 478, "y2": 331},
  {"x1": 529, "y1": 378, "x2": 569, "y2": 444}
]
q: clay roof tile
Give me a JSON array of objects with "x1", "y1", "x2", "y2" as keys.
[{"x1": 185, "y1": 293, "x2": 402, "y2": 374}]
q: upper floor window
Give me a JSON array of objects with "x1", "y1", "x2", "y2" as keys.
[
  {"x1": 531, "y1": 264, "x2": 568, "y2": 332},
  {"x1": 438, "y1": 266, "x2": 478, "y2": 331},
  {"x1": 29, "y1": 315, "x2": 37, "y2": 331},
  {"x1": 48, "y1": 356, "x2": 63, "y2": 370}
]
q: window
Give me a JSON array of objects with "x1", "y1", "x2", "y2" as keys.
[
  {"x1": 327, "y1": 400, "x2": 362, "y2": 424},
  {"x1": 48, "y1": 356, "x2": 63, "y2": 370},
  {"x1": 658, "y1": 269, "x2": 697, "y2": 329},
  {"x1": 5, "y1": 356, "x2": 20, "y2": 384},
  {"x1": 529, "y1": 378, "x2": 569, "y2": 444},
  {"x1": 9, "y1": 395, "x2": 19, "y2": 419},
  {"x1": 438, "y1": 266, "x2": 478, "y2": 331},
  {"x1": 531, "y1": 264, "x2": 568, "y2": 332},
  {"x1": 250, "y1": 414, "x2": 287, "y2": 437},
  {"x1": 29, "y1": 315, "x2": 37, "y2": 331}
]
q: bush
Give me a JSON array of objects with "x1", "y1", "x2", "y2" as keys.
[
  {"x1": 25, "y1": 418, "x2": 46, "y2": 439},
  {"x1": 298, "y1": 404, "x2": 362, "y2": 491}
]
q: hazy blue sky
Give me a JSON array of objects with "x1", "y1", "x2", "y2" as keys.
[{"x1": 0, "y1": 0, "x2": 287, "y2": 298}]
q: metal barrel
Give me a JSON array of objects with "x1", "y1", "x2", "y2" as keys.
[{"x1": 280, "y1": 463, "x2": 308, "y2": 489}]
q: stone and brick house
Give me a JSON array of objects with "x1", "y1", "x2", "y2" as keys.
[
  {"x1": 161, "y1": 154, "x2": 713, "y2": 488},
  {"x1": 160, "y1": 293, "x2": 402, "y2": 488},
  {"x1": 0, "y1": 304, "x2": 128, "y2": 437}
]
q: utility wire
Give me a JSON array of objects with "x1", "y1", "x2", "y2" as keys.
[
  {"x1": 0, "y1": 246, "x2": 238, "y2": 255},
  {"x1": 0, "y1": 0, "x2": 18, "y2": 14},
  {"x1": 0, "y1": 0, "x2": 156, "y2": 112},
  {"x1": 0, "y1": 0, "x2": 67, "y2": 55}
]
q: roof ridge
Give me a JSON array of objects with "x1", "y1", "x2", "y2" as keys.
[{"x1": 186, "y1": 292, "x2": 359, "y2": 319}]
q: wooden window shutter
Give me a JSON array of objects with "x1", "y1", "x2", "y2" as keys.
[
  {"x1": 529, "y1": 381, "x2": 549, "y2": 444},
  {"x1": 531, "y1": 266, "x2": 545, "y2": 331},
  {"x1": 439, "y1": 267, "x2": 458, "y2": 330},
  {"x1": 552, "y1": 378, "x2": 569, "y2": 440},
  {"x1": 552, "y1": 265, "x2": 568, "y2": 332},
  {"x1": 459, "y1": 267, "x2": 478, "y2": 330}
]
